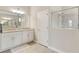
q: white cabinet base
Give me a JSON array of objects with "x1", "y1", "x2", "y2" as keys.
[{"x1": 0, "y1": 29, "x2": 34, "y2": 52}]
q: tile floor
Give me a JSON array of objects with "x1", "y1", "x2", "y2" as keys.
[{"x1": 2, "y1": 42, "x2": 55, "y2": 53}]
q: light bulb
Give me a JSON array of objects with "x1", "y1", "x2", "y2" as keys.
[
  {"x1": 69, "y1": 20, "x2": 72, "y2": 27},
  {"x1": 11, "y1": 9, "x2": 24, "y2": 14}
]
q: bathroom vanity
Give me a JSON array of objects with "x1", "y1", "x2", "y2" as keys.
[
  {"x1": 0, "y1": 7, "x2": 34, "y2": 52},
  {"x1": 0, "y1": 28, "x2": 34, "y2": 52}
]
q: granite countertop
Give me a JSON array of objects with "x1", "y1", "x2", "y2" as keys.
[{"x1": 2, "y1": 28, "x2": 33, "y2": 33}]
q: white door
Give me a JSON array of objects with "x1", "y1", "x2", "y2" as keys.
[{"x1": 37, "y1": 9, "x2": 49, "y2": 46}]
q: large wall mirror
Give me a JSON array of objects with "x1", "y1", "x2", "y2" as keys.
[
  {"x1": 0, "y1": 8, "x2": 29, "y2": 31},
  {"x1": 51, "y1": 7, "x2": 78, "y2": 29}
]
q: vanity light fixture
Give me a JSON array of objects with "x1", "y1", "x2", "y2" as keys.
[
  {"x1": 11, "y1": 9, "x2": 24, "y2": 14},
  {"x1": 19, "y1": 18, "x2": 22, "y2": 22},
  {"x1": 69, "y1": 20, "x2": 72, "y2": 27}
]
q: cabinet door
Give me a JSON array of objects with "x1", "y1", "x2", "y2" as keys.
[
  {"x1": 28, "y1": 31, "x2": 34, "y2": 42},
  {"x1": 1, "y1": 33, "x2": 14, "y2": 50},
  {"x1": 14, "y1": 32, "x2": 22, "y2": 46},
  {"x1": 1, "y1": 33, "x2": 7, "y2": 50},
  {"x1": 22, "y1": 31, "x2": 29, "y2": 43}
]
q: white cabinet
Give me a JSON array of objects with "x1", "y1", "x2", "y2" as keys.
[
  {"x1": 1, "y1": 33, "x2": 14, "y2": 50},
  {"x1": 0, "y1": 30, "x2": 34, "y2": 51},
  {"x1": 28, "y1": 31, "x2": 34, "y2": 42},
  {"x1": 22, "y1": 31, "x2": 29, "y2": 43},
  {"x1": 14, "y1": 32, "x2": 22, "y2": 46},
  {"x1": 1, "y1": 33, "x2": 8, "y2": 50},
  {"x1": 22, "y1": 30, "x2": 34, "y2": 43}
]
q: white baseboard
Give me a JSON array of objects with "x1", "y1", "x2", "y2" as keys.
[
  {"x1": 48, "y1": 46, "x2": 64, "y2": 53},
  {"x1": 35, "y1": 40, "x2": 48, "y2": 47},
  {"x1": 35, "y1": 40, "x2": 64, "y2": 53}
]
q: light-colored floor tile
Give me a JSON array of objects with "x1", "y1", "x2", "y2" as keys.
[{"x1": 11, "y1": 42, "x2": 55, "y2": 53}]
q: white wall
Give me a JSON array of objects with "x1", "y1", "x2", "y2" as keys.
[
  {"x1": 48, "y1": 29, "x2": 79, "y2": 53},
  {"x1": 30, "y1": 6, "x2": 49, "y2": 40},
  {"x1": 30, "y1": 6, "x2": 79, "y2": 52},
  {"x1": 30, "y1": 6, "x2": 49, "y2": 28}
]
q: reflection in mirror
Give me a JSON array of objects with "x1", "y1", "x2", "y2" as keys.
[
  {"x1": 51, "y1": 7, "x2": 78, "y2": 29},
  {"x1": 0, "y1": 9, "x2": 28, "y2": 32}
]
